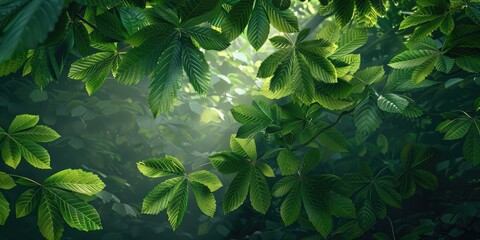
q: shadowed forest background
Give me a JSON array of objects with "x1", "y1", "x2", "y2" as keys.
[{"x1": 0, "y1": 0, "x2": 480, "y2": 239}]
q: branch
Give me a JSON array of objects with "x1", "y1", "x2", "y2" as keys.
[
  {"x1": 289, "y1": 110, "x2": 352, "y2": 151},
  {"x1": 76, "y1": 13, "x2": 97, "y2": 30}
]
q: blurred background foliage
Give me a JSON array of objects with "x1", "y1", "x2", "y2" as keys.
[{"x1": 0, "y1": 0, "x2": 480, "y2": 239}]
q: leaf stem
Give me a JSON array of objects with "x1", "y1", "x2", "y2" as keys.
[
  {"x1": 386, "y1": 216, "x2": 397, "y2": 240},
  {"x1": 190, "y1": 162, "x2": 212, "y2": 171},
  {"x1": 283, "y1": 33, "x2": 294, "y2": 45},
  {"x1": 7, "y1": 174, "x2": 43, "y2": 187},
  {"x1": 373, "y1": 166, "x2": 389, "y2": 180}
]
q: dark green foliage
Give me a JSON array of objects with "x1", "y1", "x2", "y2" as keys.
[{"x1": 0, "y1": 0, "x2": 480, "y2": 239}]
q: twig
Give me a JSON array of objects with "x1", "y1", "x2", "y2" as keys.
[
  {"x1": 76, "y1": 13, "x2": 97, "y2": 30},
  {"x1": 290, "y1": 110, "x2": 352, "y2": 151}
]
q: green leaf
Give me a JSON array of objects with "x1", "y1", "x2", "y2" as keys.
[
  {"x1": 292, "y1": 56, "x2": 315, "y2": 103},
  {"x1": 95, "y1": 10, "x2": 126, "y2": 41},
  {"x1": 0, "y1": 52, "x2": 27, "y2": 77},
  {"x1": 377, "y1": 93, "x2": 409, "y2": 113},
  {"x1": 167, "y1": 179, "x2": 188, "y2": 230},
  {"x1": 270, "y1": 50, "x2": 295, "y2": 91},
  {"x1": 411, "y1": 169, "x2": 438, "y2": 190},
  {"x1": 8, "y1": 114, "x2": 39, "y2": 133},
  {"x1": 47, "y1": 188, "x2": 102, "y2": 231},
  {"x1": 405, "y1": 36, "x2": 437, "y2": 50},
  {"x1": 16, "y1": 188, "x2": 41, "y2": 218},
  {"x1": 435, "y1": 55, "x2": 454, "y2": 74},
  {"x1": 316, "y1": 22, "x2": 341, "y2": 44},
  {"x1": 272, "y1": 0, "x2": 291, "y2": 10},
  {"x1": 411, "y1": 56, "x2": 437, "y2": 83},
  {"x1": 329, "y1": 193, "x2": 356, "y2": 218},
  {"x1": 184, "y1": 27, "x2": 230, "y2": 51},
  {"x1": 333, "y1": 0, "x2": 354, "y2": 26},
  {"x1": 38, "y1": 191, "x2": 64, "y2": 240},
  {"x1": 272, "y1": 176, "x2": 298, "y2": 198},
  {"x1": 444, "y1": 118, "x2": 472, "y2": 140},
  {"x1": 0, "y1": 171, "x2": 15, "y2": 189},
  {"x1": 318, "y1": 127, "x2": 348, "y2": 152},
  {"x1": 388, "y1": 50, "x2": 439, "y2": 69},
  {"x1": 1, "y1": 138, "x2": 21, "y2": 168},
  {"x1": 257, "y1": 49, "x2": 290, "y2": 78},
  {"x1": 464, "y1": 121, "x2": 480, "y2": 165},
  {"x1": 269, "y1": 36, "x2": 292, "y2": 49},
  {"x1": 249, "y1": 168, "x2": 271, "y2": 214},
  {"x1": 374, "y1": 183, "x2": 402, "y2": 208},
  {"x1": 302, "y1": 182, "x2": 332, "y2": 237},
  {"x1": 354, "y1": 95, "x2": 383, "y2": 137},
  {"x1": 466, "y1": 4, "x2": 480, "y2": 25},
  {"x1": 280, "y1": 183, "x2": 301, "y2": 225},
  {"x1": 209, "y1": 152, "x2": 249, "y2": 174},
  {"x1": 72, "y1": 22, "x2": 90, "y2": 56},
  {"x1": 399, "y1": 6, "x2": 445, "y2": 30},
  {"x1": 257, "y1": 163, "x2": 275, "y2": 177},
  {"x1": 117, "y1": 26, "x2": 175, "y2": 85},
  {"x1": 247, "y1": 0, "x2": 269, "y2": 50},
  {"x1": 221, "y1": 0, "x2": 253, "y2": 41},
  {"x1": 44, "y1": 169, "x2": 106, "y2": 196},
  {"x1": 439, "y1": 13, "x2": 454, "y2": 35},
  {"x1": 353, "y1": 66, "x2": 384, "y2": 85},
  {"x1": 229, "y1": 135, "x2": 257, "y2": 160},
  {"x1": 357, "y1": 200, "x2": 375, "y2": 230},
  {"x1": 188, "y1": 170, "x2": 222, "y2": 192},
  {"x1": 119, "y1": 7, "x2": 149, "y2": 36},
  {"x1": 277, "y1": 149, "x2": 299, "y2": 175},
  {"x1": 263, "y1": 1, "x2": 299, "y2": 32},
  {"x1": 17, "y1": 138, "x2": 50, "y2": 169},
  {"x1": 455, "y1": 55, "x2": 480, "y2": 73},
  {"x1": 300, "y1": 51, "x2": 337, "y2": 83},
  {"x1": 191, "y1": 181, "x2": 216, "y2": 217},
  {"x1": 74, "y1": 0, "x2": 118, "y2": 7},
  {"x1": 137, "y1": 156, "x2": 185, "y2": 178},
  {"x1": 68, "y1": 52, "x2": 116, "y2": 95},
  {"x1": 11, "y1": 125, "x2": 60, "y2": 142},
  {"x1": 230, "y1": 105, "x2": 273, "y2": 125},
  {"x1": 315, "y1": 93, "x2": 353, "y2": 110},
  {"x1": 148, "y1": 38, "x2": 183, "y2": 116},
  {"x1": 180, "y1": 0, "x2": 222, "y2": 27},
  {"x1": 0, "y1": 192, "x2": 10, "y2": 225},
  {"x1": 330, "y1": 28, "x2": 368, "y2": 59},
  {"x1": 297, "y1": 39, "x2": 338, "y2": 57},
  {"x1": 182, "y1": 38, "x2": 211, "y2": 94},
  {"x1": 223, "y1": 167, "x2": 252, "y2": 213},
  {"x1": 0, "y1": 0, "x2": 64, "y2": 62},
  {"x1": 141, "y1": 177, "x2": 182, "y2": 214}
]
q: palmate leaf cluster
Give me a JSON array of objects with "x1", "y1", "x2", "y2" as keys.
[
  {"x1": 0, "y1": 169, "x2": 106, "y2": 240},
  {"x1": 0, "y1": 114, "x2": 60, "y2": 169},
  {"x1": 0, "y1": 115, "x2": 107, "y2": 240},
  {"x1": 137, "y1": 155, "x2": 222, "y2": 230},
  {"x1": 210, "y1": 135, "x2": 275, "y2": 214}
]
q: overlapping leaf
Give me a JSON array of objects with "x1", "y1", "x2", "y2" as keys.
[
  {"x1": 221, "y1": 0, "x2": 298, "y2": 49},
  {"x1": 0, "y1": 115, "x2": 60, "y2": 169},
  {"x1": 138, "y1": 155, "x2": 222, "y2": 229},
  {"x1": 0, "y1": 0, "x2": 63, "y2": 62},
  {"x1": 209, "y1": 138, "x2": 273, "y2": 214}
]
